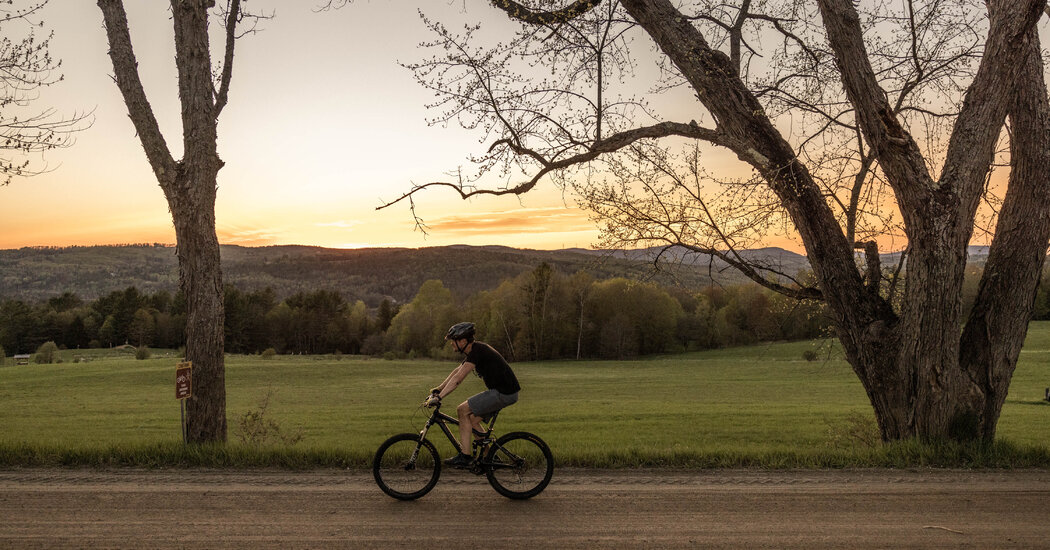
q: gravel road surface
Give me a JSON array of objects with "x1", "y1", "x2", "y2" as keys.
[{"x1": 1, "y1": 468, "x2": 1048, "y2": 548}]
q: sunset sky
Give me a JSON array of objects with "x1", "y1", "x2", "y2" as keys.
[{"x1": 1, "y1": 1, "x2": 654, "y2": 251}]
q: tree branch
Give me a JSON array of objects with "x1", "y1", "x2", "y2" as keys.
[
  {"x1": 673, "y1": 242, "x2": 823, "y2": 301},
  {"x1": 97, "y1": 0, "x2": 176, "y2": 184},
  {"x1": 818, "y1": 0, "x2": 1045, "y2": 230},
  {"x1": 939, "y1": 0, "x2": 1046, "y2": 217},
  {"x1": 488, "y1": 0, "x2": 601, "y2": 25},
  {"x1": 815, "y1": 0, "x2": 935, "y2": 214},
  {"x1": 378, "y1": 120, "x2": 725, "y2": 210},
  {"x1": 213, "y1": 0, "x2": 240, "y2": 118},
  {"x1": 854, "y1": 240, "x2": 880, "y2": 294}
]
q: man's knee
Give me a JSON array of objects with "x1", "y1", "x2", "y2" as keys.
[{"x1": 457, "y1": 401, "x2": 471, "y2": 417}]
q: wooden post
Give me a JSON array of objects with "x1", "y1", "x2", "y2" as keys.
[{"x1": 176, "y1": 362, "x2": 193, "y2": 444}]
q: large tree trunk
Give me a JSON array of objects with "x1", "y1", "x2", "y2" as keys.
[
  {"x1": 171, "y1": 0, "x2": 227, "y2": 443},
  {"x1": 847, "y1": 237, "x2": 983, "y2": 441},
  {"x1": 619, "y1": 0, "x2": 1048, "y2": 442},
  {"x1": 818, "y1": 0, "x2": 1048, "y2": 442},
  {"x1": 172, "y1": 183, "x2": 227, "y2": 442}
]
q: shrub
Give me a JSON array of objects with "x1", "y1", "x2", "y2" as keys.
[
  {"x1": 34, "y1": 342, "x2": 59, "y2": 364},
  {"x1": 260, "y1": 348, "x2": 277, "y2": 360},
  {"x1": 235, "y1": 389, "x2": 304, "y2": 447},
  {"x1": 0, "y1": 344, "x2": 4, "y2": 366},
  {"x1": 802, "y1": 350, "x2": 818, "y2": 362},
  {"x1": 135, "y1": 346, "x2": 151, "y2": 360}
]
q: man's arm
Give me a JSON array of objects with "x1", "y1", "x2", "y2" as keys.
[
  {"x1": 436, "y1": 362, "x2": 475, "y2": 399},
  {"x1": 433, "y1": 364, "x2": 461, "y2": 394}
]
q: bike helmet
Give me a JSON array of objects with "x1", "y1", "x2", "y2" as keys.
[{"x1": 445, "y1": 322, "x2": 476, "y2": 342}]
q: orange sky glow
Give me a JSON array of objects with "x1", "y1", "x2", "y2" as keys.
[
  {"x1": 0, "y1": 2, "x2": 1002, "y2": 257},
  {"x1": 0, "y1": 2, "x2": 626, "y2": 252}
]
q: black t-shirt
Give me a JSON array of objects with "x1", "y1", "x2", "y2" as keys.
[{"x1": 465, "y1": 341, "x2": 520, "y2": 395}]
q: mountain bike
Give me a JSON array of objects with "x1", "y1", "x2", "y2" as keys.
[{"x1": 372, "y1": 398, "x2": 553, "y2": 500}]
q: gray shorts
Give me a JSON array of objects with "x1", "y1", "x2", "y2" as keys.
[{"x1": 467, "y1": 389, "x2": 519, "y2": 417}]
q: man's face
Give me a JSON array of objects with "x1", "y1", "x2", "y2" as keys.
[{"x1": 450, "y1": 338, "x2": 467, "y2": 352}]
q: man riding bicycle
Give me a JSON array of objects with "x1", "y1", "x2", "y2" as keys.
[{"x1": 426, "y1": 322, "x2": 520, "y2": 468}]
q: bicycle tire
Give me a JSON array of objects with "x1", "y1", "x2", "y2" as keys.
[
  {"x1": 373, "y1": 433, "x2": 441, "y2": 500},
  {"x1": 484, "y1": 431, "x2": 553, "y2": 499}
]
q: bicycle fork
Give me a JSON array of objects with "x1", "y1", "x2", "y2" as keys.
[{"x1": 408, "y1": 419, "x2": 440, "y2": 466}]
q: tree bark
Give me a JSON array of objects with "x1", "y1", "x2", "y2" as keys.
[{"x1": 100, "y1": 0, "x2": 227, "y2": 442}]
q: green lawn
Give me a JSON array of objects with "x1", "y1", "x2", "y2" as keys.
[{"x1": 1, "y1": 322, "x2": 1048, "y2": 467}]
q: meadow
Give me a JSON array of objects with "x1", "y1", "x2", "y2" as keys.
[{"x1": 1, "y1": 322, "x2": 1049, "y2": 468}]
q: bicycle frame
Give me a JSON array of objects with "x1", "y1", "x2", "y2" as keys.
[
  {"x1": 413, "y1": 403, "x2": 511, "y2": 475},
  {"x1": 417, "y1": 402, "x2": 498, "y2": 455}
]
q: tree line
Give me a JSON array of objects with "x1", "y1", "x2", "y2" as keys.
[
  {"x1": 6, "y1": 261, "x2": 1049, "y2": 363},
  {"x1": 1, "y1": 263, "x2": 837, "y2": 362}
]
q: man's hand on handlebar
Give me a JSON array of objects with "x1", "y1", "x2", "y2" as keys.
[{"x1": 424, "y1": 394, "x2": 442, "y2": 408}]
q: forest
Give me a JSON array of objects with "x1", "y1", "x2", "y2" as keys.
[
  {"x1": 1, "y1": 262, "x2": 832, "y2": 362},
  {"x1": 6, "y1": 259, "x2": 1050, "y2": 364}
]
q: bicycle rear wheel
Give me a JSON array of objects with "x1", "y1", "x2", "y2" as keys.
[
  {"x1": 373, "y1": 433, "x2": 441, "y2": 500},
  {"x1": 484, "y1": 431, "x2": 553, "y2": 499}
]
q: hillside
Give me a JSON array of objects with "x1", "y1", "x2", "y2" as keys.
[{"x1": 0, "y1": 244, "x2": 816, "y2": 305}]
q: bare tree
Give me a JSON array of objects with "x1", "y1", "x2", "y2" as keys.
[
  {"x1": 96, "y1": 0, "x2": 266, "y2": 443},
  {"x1": 0, "y1": 1, "x2": 91, "y2": 184},
  {"x1": 385, "y1": 0, "x2": 1050, "y2": 442}
]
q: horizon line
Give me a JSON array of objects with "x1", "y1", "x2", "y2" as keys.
[{"x1": 0, "y1": 241, "x2": 995, "y2": 256}]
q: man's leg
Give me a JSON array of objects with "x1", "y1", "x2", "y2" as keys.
[{"x1": 456, "y1": 400, "x2": 479, "y2": 455}]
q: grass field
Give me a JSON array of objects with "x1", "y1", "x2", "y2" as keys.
[{"x1": 1, "y1": 322, "x2": 1048, "y2": 468}]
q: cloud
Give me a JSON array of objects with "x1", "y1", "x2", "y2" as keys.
[
  {"x1": 425, "y1": 207, "x2": 595, "y2": 235},
  {"x1": 217, "y1": 225, "x2": 284, "y2": 246}
]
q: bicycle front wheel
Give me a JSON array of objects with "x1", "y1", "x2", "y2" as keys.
[
  {"x1": 485, "y1": 431, "x2": 553, "y2": 499},
  {"x1": 373, "y1": 433, "x2": 441, "y2": 500}
]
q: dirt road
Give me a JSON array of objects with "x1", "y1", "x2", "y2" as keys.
[{"x1": 1, "y1": 468, "x2": 1048, "y2": 549}]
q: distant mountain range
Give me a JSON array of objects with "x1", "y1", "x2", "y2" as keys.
[
  {"x1": 0, "y1": 243, "x2": 813, "y2": 305},
  {"x1": 0, "y1": 243, "x2": 999, "y2": 306}
]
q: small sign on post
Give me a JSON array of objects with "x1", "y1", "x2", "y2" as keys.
[
  {"x1": 176, "y1": 361, "x2": 192, "y2": 444},
  {"x1": 176, "y1": 361, "x2": 193, "y2": 400}
]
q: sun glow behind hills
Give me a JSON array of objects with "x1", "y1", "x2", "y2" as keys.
[
  {"x1": 0, "y1": 2, "x2": 617, "y2": 252},
  {"x1": 0, "y1": 2, "x2": 1005, "y2": 257},
  {"x1": 0, "y1": 1, "x2": 831, "y2": 256}
]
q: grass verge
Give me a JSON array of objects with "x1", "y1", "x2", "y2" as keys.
[{"x1": 1, "y1": 439, "x2": 1047, "y2": 470}]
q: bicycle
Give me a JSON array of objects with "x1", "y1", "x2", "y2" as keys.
[{"x1": 372, "y1": 397, "x2": 554, "y2": 500}]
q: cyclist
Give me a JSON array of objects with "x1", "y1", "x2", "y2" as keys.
[{"x1": 426, "y1": 322, "x2": 520, "y2": 468}]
